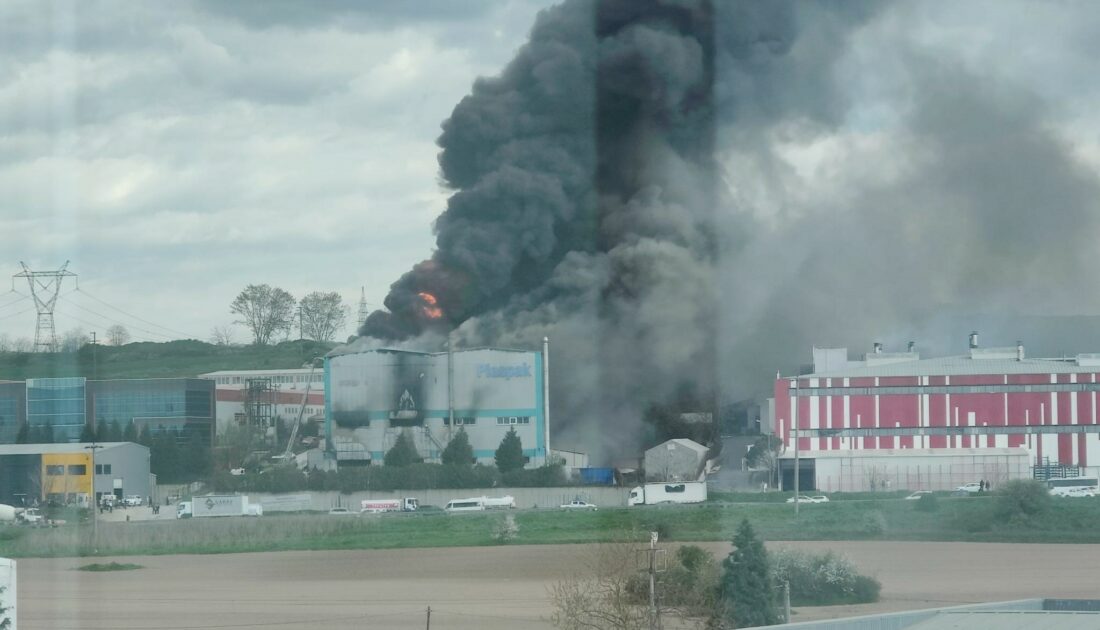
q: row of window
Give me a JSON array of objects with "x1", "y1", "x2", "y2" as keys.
[
  {"x1": 213, "y1": 375, "x2": 323, "y2": 385},
  {"x1": 496, "y1": 416, "x2": 531, "y2": 425},
  {"x1": 793, "y1": 383, "x2": 1100, "y2": 397},
  {"x1": 46, "y1": 464, "x2": 87, "y2": 476},
  {"x1": 95, "y1": 464, "x2": 113, "y2": 475}
]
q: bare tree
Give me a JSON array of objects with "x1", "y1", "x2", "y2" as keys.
[
  {"x1": 549, "y1": 541, "x2": 652, "y2": 630},
  {"x1": 0, "y1": 334, "x2": 9, "y2": 352},
  {"x1": 210, "y1": 326, "x2": 236, "y2": 346},
  {"x1": 59, "y1": 328, "x2": 89, "y2": 353},
  {"x1": 299, "y1": 291, "x2": 348, "y2": 342},
  {"x1": 106, "y1": 324, "x2": 130, "y2": 346},
  {"x1": 229, "y1": 284, "x2": 295, "y2": 345},
  {"x1": 11, "y1": 337, "x2": 33, "y2": 352}
]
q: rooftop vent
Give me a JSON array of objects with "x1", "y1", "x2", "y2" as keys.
[{"x1": 969, "y1": 331, "x2": 979, "y2": 350}]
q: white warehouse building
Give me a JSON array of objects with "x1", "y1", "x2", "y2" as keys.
[{"x1": 324, "y1": 343, "x2": 550, "y2": 467}]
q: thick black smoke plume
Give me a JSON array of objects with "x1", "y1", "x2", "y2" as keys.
[{"x1": 357, "y1": 0, "x2": 1100, "y2": 459}]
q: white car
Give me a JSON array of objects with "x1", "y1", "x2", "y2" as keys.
[
  {"x1": 810, "y1": 495, "x2": 830, "y2": 503},
  {"x1": 956, "y1": 482, "x2": 983, "y2": 494},
  {"x1": 905, "y1": 491, "x2": 933, "y2": 500},
  {"x1": 1052, "y1": 487, "x2": 1096, "y2": 498},
  {"x1": 560, "y1": 499, "x2": 598, "y2": 511},
  {"x1": 786, "y1": 495, "x2": 814, "y2": 504},
  {"x1": 123, "y1": 495, "x2": 144, "y2": 507}
]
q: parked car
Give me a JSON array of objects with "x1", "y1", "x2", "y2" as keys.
[
  {"x1": 810, "y1": 495, "x2": 830, "y2": 503},
  {"x1": 560, "y1": 499, "x2": 598, "y2": 511},
  {"x1": 956, "y1": 482, "x2": 983, "y2": 494},
  {"x1": 786, "y1": 495, "x2": 814, "y2": 504},
  {"x1": 123, "y1": 495, "x2": 144, "y2": 507},
  {"x1": 327, "y1": 507, "x2": 357, "y2": 516},
  {"x1": 905, "y1": 491, "x2": 933, "y2": 500}
]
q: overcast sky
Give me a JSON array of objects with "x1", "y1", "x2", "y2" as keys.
[
  {"x1": 2, "y1": 0, "x2": 1100, "y2": 353},
  {"x1": 0, "y1": 0, "x2": 555, "y2": 345}
]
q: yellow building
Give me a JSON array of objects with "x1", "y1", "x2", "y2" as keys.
[{"x1": 40, "y1": 452, "x2": 92, "y2": 505}]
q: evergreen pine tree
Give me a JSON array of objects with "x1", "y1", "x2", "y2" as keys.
[
  {"x1": 123, "y1": 420, "x2": 138, "y2": 443},
  {"x1": 716, "y1": 519, "x2": 779, "y2": 628},
  {"x1": 494, "y1": 427, "x2": 525, "y2": 473},
  {"x1": 107, "y1": 420, "x2": 123, "y2": 442},
  {"x1": 94, "y1": 420, "x2": 108, "y2": 443},
  {"x1": 41, "y1": 423, "x2": 54, "y2": 444},
  {"x1": 79, "y1": 423, "x2": 96, "y2": 443},
  {"x1": 441, "y1": 428, "x2": 475, "y2": 466},
  {"x1": 383, "y1": 430, "x2": 421, "y2": 467},
  {"x1": 14, "y1": 422, "x2": 28, "y2": 444}
]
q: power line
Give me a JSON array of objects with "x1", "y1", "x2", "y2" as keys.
[
  {"x1": 75, "y1": 287, "x2": 201, "y2": 339},
  {"x1": 0, "y1": 305, "x2": 36, "y2": 321},
  {"x1": 0, "y1": 292, "x2": 30, "y2": 312},
  {"x1": 53, "y1": 304, "x2": 176, "y2": 342},
  {"x1": 57, "y1": 297, "x2": 180, "y2": 340}
]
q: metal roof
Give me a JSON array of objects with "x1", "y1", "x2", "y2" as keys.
[
  {"x1": 803, "y1": 355, "x2": 1100, "y2": 378},
  {"x1": 0, "y1": 442, "x2": 143, "y2": 456},
  {"x1": 907, "y1": 611, "x2": 1100, "y2": 630}
]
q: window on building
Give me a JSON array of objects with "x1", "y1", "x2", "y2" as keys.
[
  {"x1": 95, "y1": 464, "x2": 112, "y2": 475},
  {"x1": 68, "y1": 464, "x2": 87, "y2": 475},
  {"x1": 496, "y1": 416, "x2": 530, "y2": 426},
  {"x1": 46, "y1": 465, "x2": 65, "y2": 475}
]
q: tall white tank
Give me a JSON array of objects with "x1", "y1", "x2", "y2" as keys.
[{"x1": 0, "y1": 505, "x2": 15, "y2": 523}]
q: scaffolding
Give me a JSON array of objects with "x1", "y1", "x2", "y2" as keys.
[{"x1": 243, "y1": 378, "x2": 276, "y2": 429}]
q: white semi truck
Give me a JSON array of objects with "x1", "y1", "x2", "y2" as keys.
[
  {"x1": 627, "y1": 481, "x2": 708, "y2": 506},
  {"x1": 177, "y1": 495, "x2": 263, "y2": 519},
  {"x1": 360, "y1": 497, "x2": 419, "y2": 513}
]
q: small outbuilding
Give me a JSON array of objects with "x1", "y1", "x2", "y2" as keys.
[{"x1": 644, "y1": 438, "x2": 709, "y2": 482}]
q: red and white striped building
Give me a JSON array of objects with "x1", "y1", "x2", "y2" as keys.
[{"x1": 772, "y1": 338, "x2": 1100, "y2": 490}]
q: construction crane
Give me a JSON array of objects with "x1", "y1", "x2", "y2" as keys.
[{"x1": 279, "y1": 357, "x2": 323, "y2": 463}]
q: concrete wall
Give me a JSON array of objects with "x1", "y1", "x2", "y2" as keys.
[
  {"x1": 803, "y1": 449, "x2": 1031, "y2": 492},
  {"x1": 250, "y1": 486, "x2": 631, "y2": 512}
]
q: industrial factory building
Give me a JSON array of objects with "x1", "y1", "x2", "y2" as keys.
[
  {"x1": 773, "y1": 335, "x2": 1100, "y2": 491},
  {"x1": 325, "y1": 343, "x2": 550, "y2": 467},
  {"x1": 199, "y1": 368, "x2": 325, "y2": 432},
  {"x1": 0, "y1": 442, "x2": 152, "y2": 506},
  {"x1": 0, "y1": 377, "x2": 215, "y2": 445}
]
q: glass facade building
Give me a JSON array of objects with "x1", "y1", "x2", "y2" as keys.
[
  {"x1": 26, "y1": 377, "x2": 87, "y2": 442},
  {"x1": 0, "y1": 377, "x2": 215, "y2": 445},
  {"x1": 0, "y1": 382, "x2": 25, "y2": 443},
  {"x1": 89, "y1": 379, "x2": 215, "y2": 444}
]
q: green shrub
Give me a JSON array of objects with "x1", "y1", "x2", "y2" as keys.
[
  {"x1": 771, "y1": 548, "x2": 880, "y2": 606},
  {"x1": 858, "y1": 511, "x2": 887, "y2": 537},
  {"x1": 995, "y1": 479, "x2": 1051, "y2": 519},
  {"x1": 914, "y1": 493, "x2": 939, "y2": 512}
]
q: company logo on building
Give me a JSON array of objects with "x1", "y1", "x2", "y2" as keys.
[{"x1": 477, "y1": 363, "x2": 532, "y2": 379}]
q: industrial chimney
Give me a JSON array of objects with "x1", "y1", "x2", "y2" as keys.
[
  {"x1": 969, "y1": 331, "x2": 979, "y2": 350},
  {"x1": 907, "y1": 341, "x2": 916, "y2": 353},
  {"x1": 873, "y1": 342, "x2": 883, "y2": 354},
  {"x1": 1016, "y1": 341, "x2": 1025, "y2": 361}
]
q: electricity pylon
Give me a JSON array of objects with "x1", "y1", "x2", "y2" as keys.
[{"x1": 13, "y1": 261, "x2": 77, "y2": 352}]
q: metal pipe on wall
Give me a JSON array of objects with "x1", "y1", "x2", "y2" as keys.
[{"x1": 543, "y1": 337, "x2": 551, "y2": 464}]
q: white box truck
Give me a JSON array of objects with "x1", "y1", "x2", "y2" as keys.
[
  {"x1": 627, "y1": 481, "x2": 707, "y2": 506},
  {"x1": 178, "y1": 495, "x2": 263, "y2": 519},
  {"x1": 360, "y1": 497, "x2": 419, "y2": 513}
]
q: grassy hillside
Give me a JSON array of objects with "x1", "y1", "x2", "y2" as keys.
[{"x1": 0, "y1": 339, "x2": 338, "y2": 381}]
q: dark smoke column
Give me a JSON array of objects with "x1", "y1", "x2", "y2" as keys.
[{"x1": 594, "y1": 0, "x2": 719, "y2": 429}]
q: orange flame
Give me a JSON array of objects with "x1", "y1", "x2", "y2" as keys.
[{"x1": 417, "y1": 292, "x2": 443, "y2": 319}]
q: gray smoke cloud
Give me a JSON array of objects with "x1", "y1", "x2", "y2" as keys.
[{"x1": 355, "y1": 0, "x2": 1100, "y2": 459}]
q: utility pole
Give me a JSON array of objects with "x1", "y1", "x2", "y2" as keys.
[
  {"x1": 792, "y1": 376, "x2": 800, "y2": 512},
  {"x1": 297, "y1": 306, "x2": 303, "y2": 341},
  {"x1": 425, "y1": 605, "x2": 431, "y2": 629},
  {"x1": 447, "y1": 335, "x2": 454, "y2": 441},
  {"x1": 13, "y1": 261, "x2": 77, "y2": 352},
  {"x1": 84, "y1": 442, "x2": 103, "y2": 553},
  {"x1": 90, "y1": 331, "x2": 98, "y2": 380},
  {"x1": 783, "y1": 579, "x2": 791, "y2": 623},
  {"x1": 647, "y1": 531, "x2": 663, "y2": 630}
]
